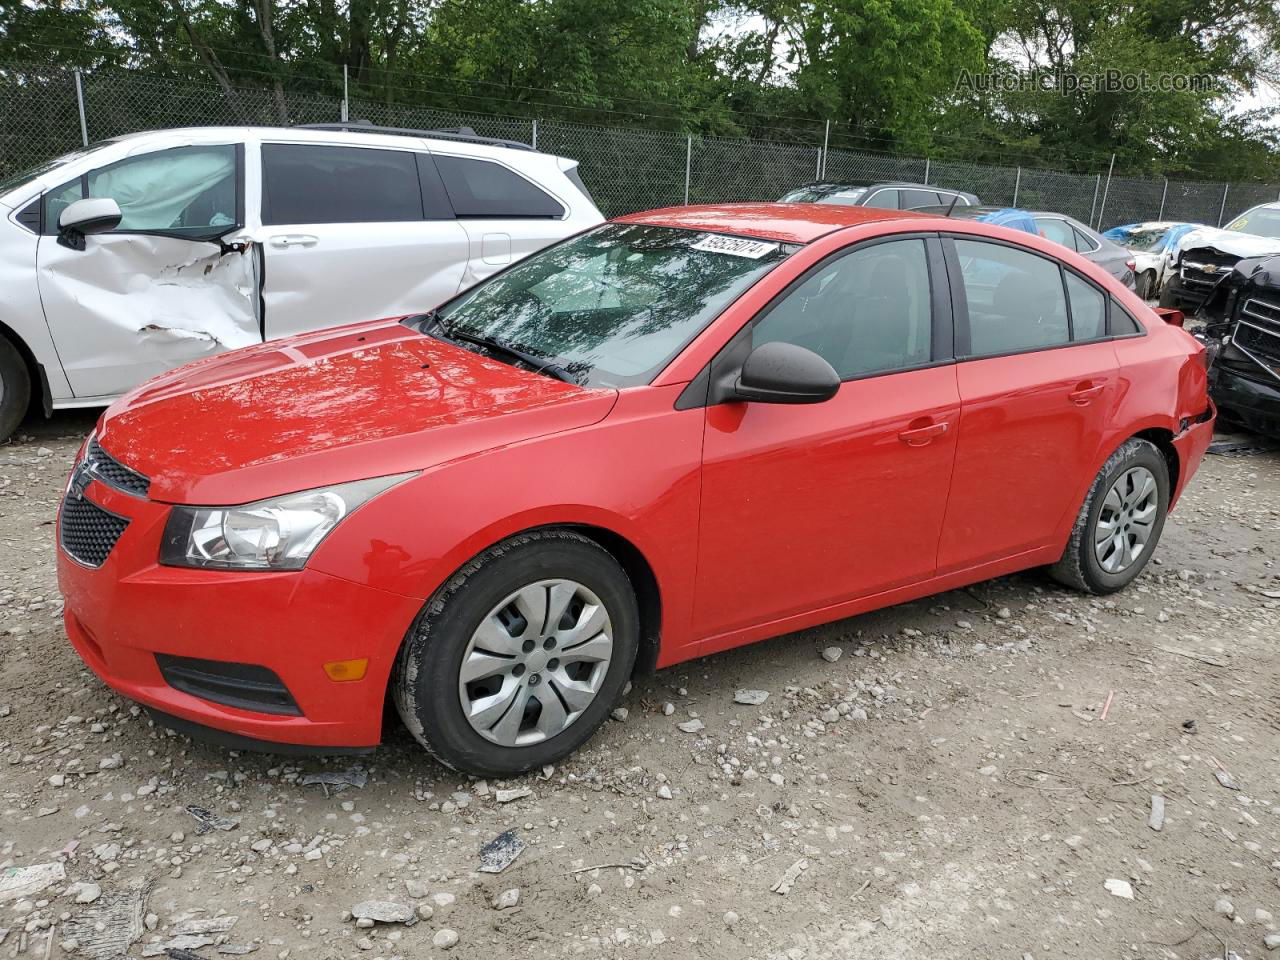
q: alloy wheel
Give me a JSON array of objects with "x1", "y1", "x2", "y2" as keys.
[
  {"x1": 458, "y1": 579, "x2": 613, "y2": 747},
  {"x1": 1094, "y1": 465, "x2": 1158, "y2": 574}
]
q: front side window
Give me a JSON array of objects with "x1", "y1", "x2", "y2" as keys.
[
  {"x1": 434, "y1": 155, "x2": 564, "y2": 218},
  {"x1": 262, "y1": 144, "x2": 423, "y2": 225},
  {"x1": 955, "y1": 238, "x2": 1069, "y2": 356},
  {"x1": 44, "y1": 144, "x2": 239, "y2": 237},
  {"x1": 752, "y1": 238, "x2": 934, "y2": 379},
  {"x1": 432, "y1": 224, "x2": 791, "y2": 387}
]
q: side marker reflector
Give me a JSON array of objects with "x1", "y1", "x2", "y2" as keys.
[{"x1": 324, "y1": 658, "x2": 369, "y2": 682}]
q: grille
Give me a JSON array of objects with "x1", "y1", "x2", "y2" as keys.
[
  {"x1": 1180, "y1": 248, "x2": 1240, "y2": 290},
  {"x1": 86, "y1": 438, "x2": 150, "y2": 497},
  {"x1": 59, "y1": 494, "x2": 129, "y2": 567}
]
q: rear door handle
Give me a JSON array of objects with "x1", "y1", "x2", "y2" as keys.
[
  {"x1": 1068, "y1": 380, "x2": 1108, "y2": 405},
  {"x1": 898, "y1": 420, "x2": 950, "y2": 446},
  {"x1": 269, "y1": 234, "x2": 318, "y2": 248}
]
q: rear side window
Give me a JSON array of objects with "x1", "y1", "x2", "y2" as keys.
[
  {"x1": 954, "y1": 239, "x2": 1069, "y2": 356},
  {"x1": 863, "y1": 189, "x2": 901, "y2": 210},
  {"x1": 1065, "y1": 272, "x2": 1106, "y2": 340},
  {"x1": 1072, "y1": 226, "x2": 1099, "y2": 252},
  {"x1": 434, "y1": 155, "x2": 564, "y2": 218},
  {"x1": 900, "y1": 189, "x2": 940, "y2": 210},
  {"x1": 1110, "y1": 299, "x2": 1143, "y2": 335},
  {"x1": 262, "y1": 144, "x2": 424, "y2": 225}
]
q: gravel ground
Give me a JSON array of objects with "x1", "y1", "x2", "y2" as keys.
[{"x1": 2, "y1": 410, "x2": 1279, "y2": 960}]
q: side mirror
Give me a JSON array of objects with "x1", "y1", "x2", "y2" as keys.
[
  {"x1": 57, "y1": 198, "x2": 122, "y2": 251},
  {"x1": 728, "y1": 341, "x2": 839, "y2": 405}
]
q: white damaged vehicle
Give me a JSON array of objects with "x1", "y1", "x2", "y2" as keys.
[
  {"x1": 1160, "y1": 202, "x2": 1280, "y2": 311},
  {"x1": 0, "y1": 124, "x2": 603, "y2": 438}
]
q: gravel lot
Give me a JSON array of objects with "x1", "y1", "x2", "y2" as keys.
[{"x1": 2, "y1": 410, "x2": 1279, "y2": 960}]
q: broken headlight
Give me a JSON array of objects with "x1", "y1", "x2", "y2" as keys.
[{"x1": 159, "y1": 474, "x2": 414, "y2": 571}]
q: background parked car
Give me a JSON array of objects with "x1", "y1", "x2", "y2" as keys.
[
  {"x1": 0, "y1": 124, "x2": 603, "y2": 440},
  {"x1": 1103, "y1": 221, "x2": 1202, "y2": 298},
  {"x1": 779, "y1": 181, "x2": 980, "y2": 210},
  {"x1": 1160, "y1": 202, "x2": 1280, "y2": 312},
  {"x1": 912, "y1": 204, "x2": 1136, "y2": 288}
]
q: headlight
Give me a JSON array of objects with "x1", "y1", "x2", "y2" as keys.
[{"x1": 159, "y1": 474, "x2": 414, "y2": 570}]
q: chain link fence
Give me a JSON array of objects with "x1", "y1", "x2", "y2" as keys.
[{"x1": 4, "y1": 61, "x2": 1279, "y2": 229}]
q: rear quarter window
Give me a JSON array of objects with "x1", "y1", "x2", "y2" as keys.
[
  {"x1": 434, "y1": 155, "x2": 565, "y2": 218},
  {"x1": 1109, "y1": 299, "x2": 1144, "y2": 336}
]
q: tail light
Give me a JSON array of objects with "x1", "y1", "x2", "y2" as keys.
[{"x1": 1125, "y1": 259, "x2": 1136, "y2": 273}]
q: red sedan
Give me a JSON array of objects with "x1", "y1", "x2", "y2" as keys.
[{"x1": 56, "y1": 203, "x2": 1215, "y2": 776}]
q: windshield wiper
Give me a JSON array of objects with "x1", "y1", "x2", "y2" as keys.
[{"x1": 407, "y1": 312, "x2": 579, "y2": 384}]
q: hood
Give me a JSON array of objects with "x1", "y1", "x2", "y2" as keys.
[
  {"x1": 1176, "y1": 226, "x2": 1280, "y2": 260},
  {"x1": 97, "y1": 319, "x2": 618, "y2": 504}
]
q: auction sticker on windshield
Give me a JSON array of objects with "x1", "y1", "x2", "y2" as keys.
[{"x1": 690, "y1": 235, "x2": 781, "y2": 258}]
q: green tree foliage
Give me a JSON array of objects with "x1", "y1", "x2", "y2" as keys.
[{"x1": 0, "y1": 0, "x2": 1277, "y2": 177}]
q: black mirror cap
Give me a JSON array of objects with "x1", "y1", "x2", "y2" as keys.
[{"x1": 731, "y1": 341, "x2": 840, "y2": 404}]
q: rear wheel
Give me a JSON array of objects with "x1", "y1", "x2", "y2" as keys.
[
  {"x1": 1137, "y1": 270, "x2": 1157, "y2": 300},
  {"x1": 1049, "y1": 438, "x2": 1169, "y2": 594},
  {"x1": 0, "y1": 336, "x2": 32, "y2": 442},
  {"x1": 393, "y1": 530, "x2": 638, "y2": 777}
]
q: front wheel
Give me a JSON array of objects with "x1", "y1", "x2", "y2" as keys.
[
  {"x1": 0, "y1": 336, "x2": 32, "y2": 442},
  {"x1": 393, "y1": 530, "x2": 638, "y2": 777},
  {"x1": 1049, "y1": 438, "x2": 1169, "y2": 594},
  {"x1": 1137, "y1": 270, "x2": 1157, "y2": 300}
]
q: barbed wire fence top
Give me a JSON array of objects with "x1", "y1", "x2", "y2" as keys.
[{"x1": 2, "y1": 62, "x2": 1278, "y2": 228}]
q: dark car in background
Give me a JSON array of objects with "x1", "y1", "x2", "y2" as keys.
[
  {"x1": 1184, "y1": 255, "x2": 1280, "y2": 437},
  {"x1": 911, "y1": 205, "x2": 1136, "y2": 288},
  {"x1": 780, "y1": 181, "x2": 980, "y2": 210}
]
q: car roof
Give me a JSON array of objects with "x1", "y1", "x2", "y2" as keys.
[{"x1": 614, "y1": 202, "x2": 930, "y2": 244}]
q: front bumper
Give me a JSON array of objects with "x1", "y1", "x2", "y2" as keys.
[
  {"x1": 56, "y1": 475, "x2": 423, "y2": 750},
  {"x1": 1211, "y1": 364, "x2": 1280, "y2": 438}
]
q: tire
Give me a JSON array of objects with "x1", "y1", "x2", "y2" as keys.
[
  {"x1": 1138, "y1": 270, "x2": 1157, "y2": 300},
  {"x1": 0, "y1": 336, "x2": 32, "y2": 442},
  {"x1": 392, "y1": 529, "x2": 639, "y2": 777},
  {"x1": 1158, "y1": 279, "x2": 1179, "y2": 309},
  {"x1": 1049, "y1": 438, "x2": 1169, "y2": 595}
]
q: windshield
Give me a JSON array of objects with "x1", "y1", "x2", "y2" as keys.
[
  {"x1": 1226, "y1": 208, "x2": 1280, "y2": 239},
  {"x1": 1122, "y1": 227, "x2": 1173, "y2": 252},
  {"x1": 434, "y1": 223, "x2": 795, "y2": 388},
  {"x1": 780, "y1": 185, "x2": 867, "y2": 205},
  {"x1": 0, "y1": 140, "x2": 117, "y2": 197}
]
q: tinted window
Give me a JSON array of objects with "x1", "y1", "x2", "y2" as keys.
[
  {"x1": 1066, "y1": 272, "x2": 1106, "y2": 340},
  {"x1": 44, "y1": 144, "x2": 239, "y2": 237},
  {"x1": 1072, "y1": 226, "x2": 1098, "y2": 252},
  {"x1": 262, "y1": 144, "x2": 423, "y2": 225},
  {"x1": 1110, "y1": 299, "x2": 1143, "y2": 335},
  {"x1": 435, "y1": 155, "x2": 564, "y2": 218},
  {"x1": 863, "y1": 189, "x2": 901, "y2": 210},
  {"x1": 955, "y1": 239, "x2": 1069, "y2": 355},
  {"x1": 901, "y1": 189, "x2": 941, "y2": 210},
  {"x1": 752, "y1": 238, "x2": 933, "y2": 379}
]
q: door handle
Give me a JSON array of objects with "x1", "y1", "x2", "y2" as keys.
[
  {"x1": 269, "y1": 234, "x2": 318, "y2": 248},
  {"x1": 1068, "y1": 380, "x2": 1107, "y2": 405},
  {"x1": 898, "y1": 419, "x2": 950, "y2": 446}
]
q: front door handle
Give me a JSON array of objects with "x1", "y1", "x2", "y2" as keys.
[
  {"x1": 269, "y1": 234, "x2": 318, "y2": 248},
  {"x1": 1068, "y1": 380, "x2": 1107, "y2": 405},
  {"x1": 898, "y1": 419, "x2": 950, "y2": 446}
]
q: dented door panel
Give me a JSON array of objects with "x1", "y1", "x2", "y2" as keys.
[{"x1": 36, "y1": 234, "x2": 261, "y2": 399}]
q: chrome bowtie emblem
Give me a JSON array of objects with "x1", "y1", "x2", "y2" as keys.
[{"x1": 68, "y1": 463, "x2": 92, "y2": 501}]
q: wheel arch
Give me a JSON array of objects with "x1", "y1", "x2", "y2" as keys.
[{"x1": 1132, "y1": 426, "x2": 1180, "y2": 497}]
